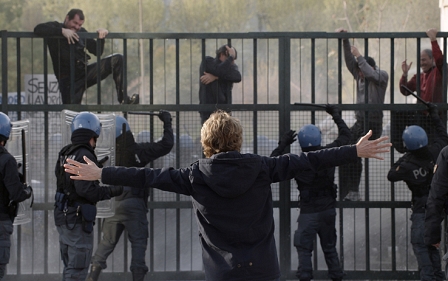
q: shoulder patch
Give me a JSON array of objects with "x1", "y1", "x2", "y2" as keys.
[{"x1": 434, "y1": 164, "x2": 438, "y2": 173}]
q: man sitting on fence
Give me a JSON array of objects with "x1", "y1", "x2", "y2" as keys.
[{"x1": 34, "y1": 8, "x2": 139, "y2": 105}]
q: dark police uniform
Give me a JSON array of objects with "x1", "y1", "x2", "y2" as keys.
[
  {"x1": 90, "y1": 113, "x2": 173, "y2": 280},
  {"x1": 0, "y1": 145, "x2": 31, "y2": 280},
  {"x1": 55, "y1": 144, "x2": 120, "y2": 281},
  {"x1": 388, "y1": 112, "x2": 448, "y2": 281},
  {"x1": 271, "y1": 110, "x2": 350, "y2": 281}
]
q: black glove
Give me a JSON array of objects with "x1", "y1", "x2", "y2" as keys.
[
  {"x1": 427, "y1": 102, "x2": 439, "y2": 119},
  {"x1": 107, "y1": 185, "x2": 124, "y2": 197},
  {"x1": 22, "y1": 184, "x2": 32, "y2": 200},
  {"x1": 158, "y1": 110, "x2": 172, "y2": 124},
  {"x1": 279, "y1": 130, "x2": 297, "y2": 147},
  {"x1": 325, "y1": 104, "x2": 341, "y2": 118}
]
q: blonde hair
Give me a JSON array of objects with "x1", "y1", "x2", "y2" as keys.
[{"x1": 201, "y1": 111, "x2": 243, "y2": 158}]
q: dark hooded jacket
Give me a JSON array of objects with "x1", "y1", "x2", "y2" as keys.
[{"x1": 101, "y1": 146, "x2": 358, "y2": 281}]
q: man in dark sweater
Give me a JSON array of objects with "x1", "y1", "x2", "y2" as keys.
[
  {"x1": 34, "y1": 8, "x2": 138, "y2": 104},
  {"x1": 64, "y1": 111, "x2": 391, "y2": 281},
  {"x1": 198, "y1": 45, "x2": 241, "y2": 124}
]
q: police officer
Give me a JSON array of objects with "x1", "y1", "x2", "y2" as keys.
[
  {"x1": 87, "y1": 110, "x2": 173, "y2": 281},
  {"x1": 270, "y1": 104, "x2": 350, "y2": 281},
  {"x1": 0, "y1": 112, "x2": 32, "y2": 280},
  {"x1": 55, "y1": 112, "x2": 123, "y2": 281},
  {"x1": 388, "y1": 104, "x2": 447, "y2": 281}
]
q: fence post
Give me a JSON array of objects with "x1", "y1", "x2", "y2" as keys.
[{"x1": 278, "y1": 36, "x2": 292, "y2": 280}]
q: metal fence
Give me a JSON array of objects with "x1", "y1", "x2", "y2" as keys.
[{"x1": 1, "y1": 30, "x2": 448, "y2": 280}]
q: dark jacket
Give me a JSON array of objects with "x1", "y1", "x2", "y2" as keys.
[
  {"x1": 425, "y1": 147, "x2": 448, "y2": 245},
  {"x1": 115, "y1": 122, "x2": 174, "y2": 201},
  {"x1": 0, "y1": 146, "x2": 31, "y2": 221},
  {"x1": 198, "y1": 56, "x2": 241, "y2": 109},
  {"x1": 34, "y1": 21, "x2": 104, "y2": 80},
  {"x1": 388, "y1": 113, "x2": 448, "y2": 215},
  {"x1": 53, "y1": 145, "x2": 112, "y2": 226},
  {"x1": 271, "y1": 115, "x2": 351, "y2": 213},
  {"x1": 101, "y1": 146, "x2": 358, "y2": 281}
]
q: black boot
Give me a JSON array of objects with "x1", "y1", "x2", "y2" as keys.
[
  {"x1": 86, "y1": 264, "x2": 102, "y2": 281},
  {"x1": 122, "y1": 93, "x2": 139, "y2": 104},
  {"x1": 132, "y1": 271, "x2": 146, "y2": 281}
]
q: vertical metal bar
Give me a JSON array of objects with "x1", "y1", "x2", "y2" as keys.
[
  {"x1": 41, "y1": 36, "x2": 50, "y2": 275},
  {"x1": 148, "y1": 37, "x2": 154, "y2": 273},
  {"x1": 16, "y1": 38, "x2": 21, "y2": 119},
  {"x1": 363, "y1": 37, "x2": 370, "y2": 271},
  {"x1": 443, "y1": 36, "x2": 447, "y2": 104},
  {"x1": 175, "y1": 38, "x2": 181, "y2": 271},
  {"x1": 337, "y1": 38, "x2": 342, "y2": 104},
  {"x1": 43, "y1": 39, "x2": 48, "y2": 105},
  {"x1": 69, "y1": 44, "x2": 75, "y2": 103},
  {"x1": 123, "y1": 39, "x2": 128, "y2": 99},
  {"x1": 253, "y1": 39, "x2": 258, "y2": 155},
  {"x1": 1, "y1": 30, "x2": 8, "y2": 111},
  {"x1": 390, "y1": 38, "x2": 397, "y2": 271},
  {"x1": 278, "y1": 36, "x2": 291, "y2": 280},
  {"x1": 96, "y1": 38, "x2": 101, "y2": 105},
  {"x1": 337, "y1": 35, "x2": 345, "y2": 270},
  {"x1": 416, "y1": 38, "x2": 421, "y2": 96},
  {"x1": 311, "y1": 38, "x2": 316, "y2": 124},
  {"x1": 150, "y1": 39, "x2": 154, "y2": 105}
]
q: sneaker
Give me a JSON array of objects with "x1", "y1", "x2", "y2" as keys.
[
  {"x1": 122, "y1": 94, "x2": 139, "y2": 104},
  {"x1": 343, "y1": 191, "x2": 361, "y2": 201}
]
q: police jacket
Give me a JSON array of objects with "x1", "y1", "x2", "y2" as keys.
[
  {"x1": 34, "y1": 21, "x2": 105, "y2": 80},
  {"x1": 198, "y1": 56, "x2": 241, "y2": 109},
  {"x1": 425, "y1": 146, "x2": 448, "y2": 245},
  {"x1": 100, "y1": 146, "x2": 358, "y2": 281},
  {"x1": 115, "y1": 123, "x2": 174, "y2": 202},
  {"x1": 388, "y1": 113, "x2": 448, "y2": 215},
  {"x1": 0, "y1": 146, "x2": 31, "y2": 221},
  {"x1": 271, "y1": 114, "x2": 351, "y2": 213},
  {"x1": 54, "y1": 144, "x2": 112, "y2": 226}
]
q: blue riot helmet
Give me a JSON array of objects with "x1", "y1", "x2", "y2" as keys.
[
  {"x1": 136, "y1": 130, "x2": 151, "y2": 143},
  {"x1": 179, "y1": 134, "x2": 194, "y2": 149},
  {"x1": 298, "y1": 124, "x2": 321, "y2": 148},
  {"x1": 0, "y1": 112, "x2": 12, "y2": 140},
  {"x1": 70, "y1": 112, "x2": 102, "y2": 137},
  {"x1": 402, "y1": 125, "x2": 428, "y2": 151},
  {"x1": 115, "y1": 116, "x2": 131, "y2": 138}
]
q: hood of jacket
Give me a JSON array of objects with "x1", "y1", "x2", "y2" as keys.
[{"x1": 198, "y1": 151, "x2": 262, "y2": 198}]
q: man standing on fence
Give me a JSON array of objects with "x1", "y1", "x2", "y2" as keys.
[
  {"x1": 336, "y1": 28, "x2": 389, "y2": 201},
  {"x1": 198, "y1": 45, "x2": 241, "y2": 124},
  {"x1": 34, "y1": 8, "x2": 139, "y2": 105},
  {"x1": 87, "y1": 111, "x2": 173, "y2": 281},
  {"x1": 392, "y1": 28, "x2": 445, "y2": 152},
  {"x1": 388, "y1": 104, "x2": 447, "y2": 281},
  {"x1": 63, "y1": 110, "x2": 391, "y2": 281}
]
